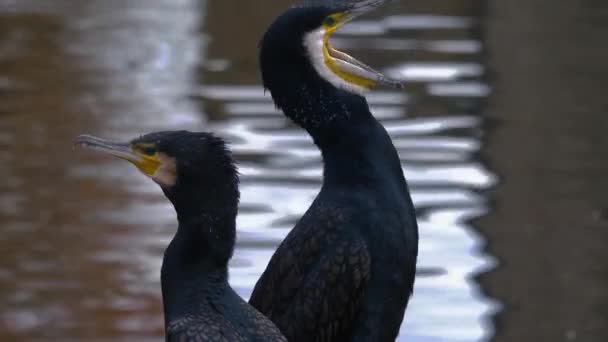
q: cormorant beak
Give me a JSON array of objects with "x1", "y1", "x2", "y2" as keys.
[
  {"x1": 316, "y1": 0, "x2": 403, "y2": 92},
  {"x1": 74, "y1": 134, "x2": 161, "y2": 176},
  {"x1": 342, "y1": 0, "x2": 392, "y2": 24}
]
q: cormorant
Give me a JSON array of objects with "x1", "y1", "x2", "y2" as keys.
[
  {"x1": 74, "y1": 132, "x2": 287, "y2": 342},
  {"x1": 249, "y1": 0, "x2": 419, "y2": 341}
]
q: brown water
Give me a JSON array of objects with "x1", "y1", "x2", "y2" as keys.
[{"x1": 0, "y1": 0, "x2": 495, "y2": 341}]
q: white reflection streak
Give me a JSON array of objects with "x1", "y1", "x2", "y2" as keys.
[{"x1": 385, "y1": 63, "x2": 485, "y2": 82}]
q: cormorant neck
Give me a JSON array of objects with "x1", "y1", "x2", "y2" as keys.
[
  {"x1": 265, "y1": 69, "x2": 405, "y2": 189},
  {"x1": 261, "y1": 41, "x2": 372, "y2": 134},
  {"x1": 319, "y1": 113, "x2": 406, "y2": 191},
  {"x1": 268, "y1": 74, "x2": 376, "y2": 138},
  {"x1": 261, "y1": 42, "x2": 407, "y2": 192},
  {"x1": 160, "y1": 182, "x2": 238, "y2": 326},
  {"x1": 161, "y1": 216, "x2": 233, "y2": 325}
]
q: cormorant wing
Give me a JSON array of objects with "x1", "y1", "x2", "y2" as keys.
[
  {"x1": 250, "y1": 232, "x2": 371, "y2": 341},
  {"x1": 166, "y1": 314, "x2": 248, "y2": 342},
  {"x1": 165, "y1": 302, "x2": 287, "y2": 342}
]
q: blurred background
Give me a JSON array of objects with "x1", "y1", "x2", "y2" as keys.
[{"x1": 0, "y1": 0, "x2": 606, "y2": 341}]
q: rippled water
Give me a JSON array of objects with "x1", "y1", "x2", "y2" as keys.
[{"x1": 0, "y1": 0, "x2": 498, "y2": 341}]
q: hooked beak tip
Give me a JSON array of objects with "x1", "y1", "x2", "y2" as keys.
[
  {"x1": 73, "y1": 134, "x2": 95, "y2": 149},
  {"x1": 344, "y1": 0, "x2": 392, "y2": 21}
]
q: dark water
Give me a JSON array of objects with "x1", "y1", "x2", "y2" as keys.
[
  {"x1": 478, "y1": 1, "x2": 608, "y2": 341},
  {"x1": 0, "y1": 0, "x2": 495, "y2": 341}
]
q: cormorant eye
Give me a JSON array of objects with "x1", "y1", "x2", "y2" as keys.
[
  {"x1": 138, "y1": 145, "x2": 157, "y2": 155},
  {"x1": 324, "y1": 17, "x2": 336, "y2": 27}
]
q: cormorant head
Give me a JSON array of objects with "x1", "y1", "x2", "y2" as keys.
[
  {"x1": 259, "y1": 0, "x2": 401, "y2": 128},
  {"x1": 74, "y1": 131, "x2": 239, "y2": 222}
]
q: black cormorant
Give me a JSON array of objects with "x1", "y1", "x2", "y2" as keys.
[
  {"x1": 249, "y1": 0, "x2": 419, "y2": 341},
  {"x1": 75, "y1": 132, "x2": 287, "y2": 342}
]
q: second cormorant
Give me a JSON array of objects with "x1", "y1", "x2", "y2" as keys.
[
  {"x1": 75, "y1": 132, "x2": 286, "y2": 342},
  {"x1": 250, "y1": 0, "x2": 419, "y2": 341}
]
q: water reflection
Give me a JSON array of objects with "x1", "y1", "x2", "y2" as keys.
[
  {"x1": 0, "y1": 0, "x2": 203, "y2": 340},
  {"x1": 0, "y1": 0, "x2": 497, "y2": 341}
]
